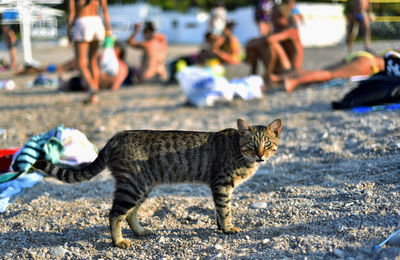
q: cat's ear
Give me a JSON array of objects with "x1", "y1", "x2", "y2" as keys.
[
  {"x1": 268, "y1": 119, "x2": 282, "y2": 137},
  {"x1": 237, "y1": 119, "x2": 252, "y2": 136}
]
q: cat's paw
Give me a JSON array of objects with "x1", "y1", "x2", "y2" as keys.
[
  {"x1": 115, "y1": 239, "x2": 130, "y2": 249},
  {"x1": 135, "y1": 227, "x2": 152, "y2": 236},
  {"x1": 223, "y1": 226, "x2": 241, "y2": 234}
]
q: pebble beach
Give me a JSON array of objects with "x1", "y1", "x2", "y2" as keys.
[{"x1": 0, "y1": 40, "x2": 400, "y2": 259}]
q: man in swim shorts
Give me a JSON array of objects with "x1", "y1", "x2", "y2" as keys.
[{"x1": 345, "y1": 0, "x2": 373, "y2": 53}]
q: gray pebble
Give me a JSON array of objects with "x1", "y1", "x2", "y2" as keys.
[
  {"x1": 50, "y1": 246, "x2": 69, "y2": 258},
  {"x1": 249, "y1": 202, "x2": 268, "y2": 209}
]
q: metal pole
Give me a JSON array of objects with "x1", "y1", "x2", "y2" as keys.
[{"x1": 18, "y1": 0, "x2": 33, "y2": 65}]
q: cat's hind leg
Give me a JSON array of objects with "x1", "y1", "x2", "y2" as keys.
[
  {"x1": 109, "y1": 175, "x2": 150, "y2": 248},
  {"x1": 126, "y1": 201, "x2": 152, "y2": 236}
]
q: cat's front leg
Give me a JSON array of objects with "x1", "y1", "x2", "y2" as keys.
[{"x1": 211, "y1": 185, "x2": 241, "y2": 234}]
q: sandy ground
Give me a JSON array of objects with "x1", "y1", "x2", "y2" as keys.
[{"x1": 0, "y1": 40, "x2": 400, "y2": 259}]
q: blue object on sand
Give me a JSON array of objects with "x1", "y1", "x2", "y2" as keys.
[
  {"x1": 352, "y1": 103, "x2": 400, "y2": 113},
  {"x1": 47, "y1": 64, "x2": 57, "y2": 73}
]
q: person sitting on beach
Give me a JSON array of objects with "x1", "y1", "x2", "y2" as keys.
[
  {"x1": 345, "y1": 0, "x2": 373, "y2": 53},
  {"x1": 245, "y1": 0, "x2": 303, "y2": 85},
  {"x1": 126, "y1": 21, "x2": 168, "y2": 83},
  {"x1": 2, "y1": 25, "x2": 17, "y2": 69},
  {"x1": 208, "y1": 21, "x2": 241, "y2": 65},
  {"x1": 59, "y1": 42, "x2": 128, "y2": 92},
  {"x1": 283, "y1": 50, "x2": 385, "y2": 93}
]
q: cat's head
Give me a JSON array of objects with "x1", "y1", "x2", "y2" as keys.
[{"x1": 237, "y1": 118, "x2": 281, "y2": 163}]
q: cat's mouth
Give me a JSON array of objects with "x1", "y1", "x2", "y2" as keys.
[{"x1": 256, "y1": 159, "x2": 264, "y2": 163}]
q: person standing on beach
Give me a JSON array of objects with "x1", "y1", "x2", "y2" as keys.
[
  {"x1": 2, "y1": 25, "x2": 17, "y2": 69},
  {"x1": 126, "y1": 22, "x2": 168, "y2": 83},
  {"x1": 345, "y1": 0, "x2": 373, "y2": 53},
  {"x1": 68, "y1": 0, "x2": 112, "y2": 105}
]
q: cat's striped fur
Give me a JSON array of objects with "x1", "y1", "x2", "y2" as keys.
[{"x1": 33, "y1": 119, "x2": 282, "y2": 249}]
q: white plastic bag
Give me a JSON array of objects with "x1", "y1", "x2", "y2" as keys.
[
  {"x1": 176, "y1": 66, "x2": 233, "y2": 107},
  {"x1": 101, "y1": 37, "x2": 119, "y2": 76},
  {"x1": 57, "y1": 128, "x2": 98, "y2": 165},
  {"x1": 229, "y1": 75, "x2": 264, "y2": 100}
]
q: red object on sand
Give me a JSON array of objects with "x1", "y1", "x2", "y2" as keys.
[{"x1": 0, "y1": 148, "x2": 20, "y2": 172}]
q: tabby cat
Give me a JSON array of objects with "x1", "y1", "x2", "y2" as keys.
[{"x1": 33, "y1": 118, "x2": 281, "y2": 249}]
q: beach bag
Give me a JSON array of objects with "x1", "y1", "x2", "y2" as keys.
[
  {"x1": 384, "y1": 50, "x2": 400, "y2": 77},
  {"x1": 101, "y1": 36, "x2": 119, "y2": 76},
  {"x1": 176, "y1": 66, "x2": 233, "y2": 107},
  {"x1": 332, "y1": 72, "x2": 400, "y2": 109}
]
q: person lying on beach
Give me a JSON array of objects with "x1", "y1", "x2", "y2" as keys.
[
  {"x1": 126, "y1": 21, "x2": 168, "y2": 83},
  {"x1": 245, "y1": 0, "x2": 303, "y2": 86},
  {"x1": 283, "y1": 50, "x2": 385, "y2": 93}
]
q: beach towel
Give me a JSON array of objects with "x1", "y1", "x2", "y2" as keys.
[{"x1": 11, "y1": 125, "x2": 65, "y2": 177}]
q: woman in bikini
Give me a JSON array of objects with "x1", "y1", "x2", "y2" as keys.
[
  {"x1": 283, "y1": 50, "x2": 385, "y2": 93},
  {"x1": 68, "y1": 0, "x2": 111, "y2": 104}
]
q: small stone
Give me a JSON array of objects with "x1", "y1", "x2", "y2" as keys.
[
  {"x1": 333, "y1": 248, "x2": 344, "y2": 258},
  {"x1": 157, "y1": 236, "x2": 166, "y2": 244},
  {"x1": 262, "y1": 238, "x2": 270, "y2": 244},
  {"x1": 215, "y1": 244, "x2": 223, "y2": 250},
  {"x1": 249, "y1": 202, "x2": 268, "y2": 209},
  {"x1": 49, "y1": 246, "x2": 69, "y2": 258}
]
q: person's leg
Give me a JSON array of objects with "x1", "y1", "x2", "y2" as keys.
[
  {"x1": 9, "y1": 46, "x2": 17, "y2": 69},
  {"x1": 258, "y1": 21, "x2": 272, "y2": 36},
  {"x1": 292, "y1": 32, "x2": 303, "y2": 70},
  {"x1": 346, "y1": 15, "x2": 356, "y2": 53},
  {"x1": 75, "y1": 41, "x2": 97, "y2": 90},
  {"x1": 359, "y1": 13, "x2": 371, "y2": 51},
  {"x1": 88, "y1": 41, "x2": 100, "y2": 91},
  {"x1": 284, "y1": 70, "x2": 332, "y2": 93},
  {"x1": 244, "y1": 40, "x2": 259, "y2": 75},
  {"x1": 284, "y1": 57, "x2": 372, "y2": 92}
]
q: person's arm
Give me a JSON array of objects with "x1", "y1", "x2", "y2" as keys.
[
  {"x1": 126, "y1": 23, "x2": 145, "y2": 49},
  {"x1": 100, "y1": 0, "x2": 112, "y2": 36},
  {"x1": 67, "y1": 0, "x2": 75, "y2": 42}
]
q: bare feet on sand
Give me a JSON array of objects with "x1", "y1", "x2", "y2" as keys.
[
  {"x1": 83, "y1": 92, "x2": 99, "y2": 105},
  {"x1": 284, "y1": 78, "x2": 296, "y2": 93}
]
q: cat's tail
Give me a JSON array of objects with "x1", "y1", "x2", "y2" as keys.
[{"x1": 32, "y1": 147, "x2": 108, "y2": 183}]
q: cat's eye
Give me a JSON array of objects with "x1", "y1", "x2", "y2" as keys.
[
  {"x1": 248, "y1": 141, "x2": 255, "y2": 148},
  {"x1": 265, "y1": 141, "x2": 271, "y2": 148}
]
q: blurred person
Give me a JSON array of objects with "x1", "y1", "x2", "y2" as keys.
[
  {"x1": 254, "y1": 0, "x2": 274, "y2": 36},
  {"x1": 208, "y1": 1, "x2": 227, "y2": 35},
  {"x1": 68, "y1": 0, "x2": 112, "y2": 105},
  {"x1": 204, "y1": 21, "x2": 241, "y2": 65},
  {"x1": 345, "y1": 0, "x2": 373, "y2": 53},
  {"x1": 245, "y1": 0, "x2": 303, "y2": 85},
  {"x1": 59, "y1": 42, "x2": 128, "y2": 92},
  {"x1": 283, "y1": 50, "x2": 384, "y2": 93},
  {"x1": 2, "y1": 25, "x2": 17, "y2": 69},
  {"x1": 127, "y1": 21, "x2": 168, "y2": 83}
]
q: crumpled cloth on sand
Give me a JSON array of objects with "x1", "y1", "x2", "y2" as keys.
[{"x1": 0, "y1": 172, "x2": 42, "y2": 212}]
